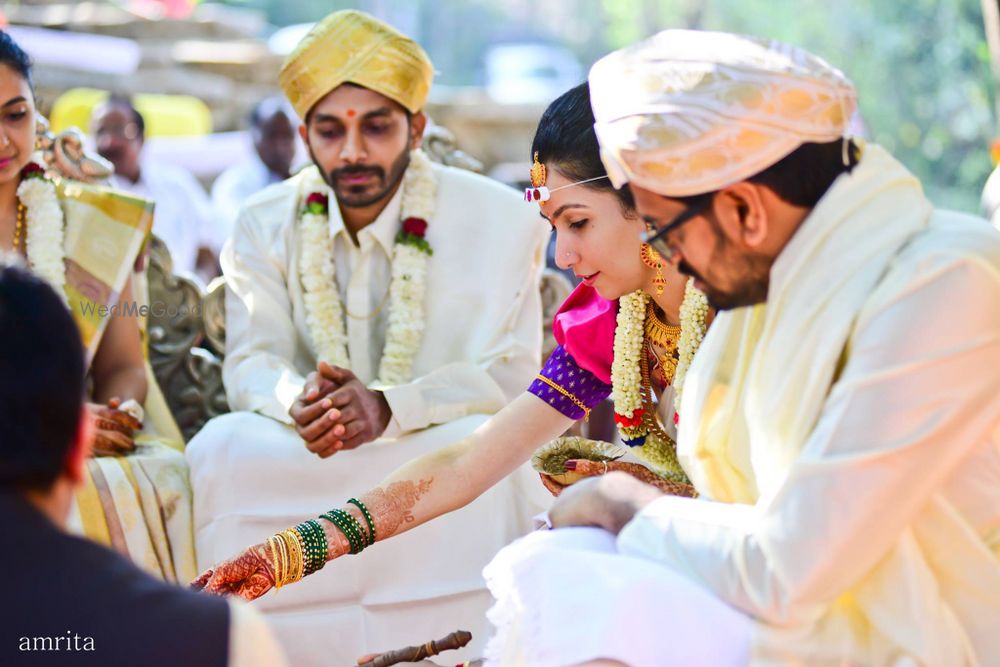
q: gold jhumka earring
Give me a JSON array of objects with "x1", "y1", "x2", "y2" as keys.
[{"x1": 640, "y1": 243, "x2": 666, "y2": 295}]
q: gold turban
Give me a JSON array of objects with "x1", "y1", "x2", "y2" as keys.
[
  {"x1": 279, "y1": 10, "x2": 434, "y2": 119},
  {"x1": 589, "y1": 30, "x2": 857, "y2": 197}
]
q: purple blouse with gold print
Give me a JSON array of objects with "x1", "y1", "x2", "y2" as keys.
[{"x1": 527, "y1": 284, "x2": 617, "y2": 420}]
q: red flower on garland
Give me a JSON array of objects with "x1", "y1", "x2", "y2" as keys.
[
  {"x1": 21, "y1": 162, "x2": 45, "y2": 179},
  {"x1": 402, "y1": 217, "x2": 428, "y2": 238},
  {"x1": 614, "y1": 408, "x2": 645, "y2": 428},
  {"x1": 305, "y1": 192, "x2": 328, "y2": 215}
]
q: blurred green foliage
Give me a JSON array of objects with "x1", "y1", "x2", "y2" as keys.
[{"x1": 227, "y1": 0, "x2": 997, "y2": 211}]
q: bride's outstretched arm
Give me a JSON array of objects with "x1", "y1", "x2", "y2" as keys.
[{"x1": 192, "y1": 392, "x2": 572, "y2": 599}]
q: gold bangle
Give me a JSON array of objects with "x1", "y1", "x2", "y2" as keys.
[
  {"x1": 283, "y1": 529, "x2": 305, "y2": 584},
  {"x1": 267, "y1": 535, "x2": 284, "y2": 591},
  {"x1": 534, "y1": 374, "x2": 590, "y2": 421}
]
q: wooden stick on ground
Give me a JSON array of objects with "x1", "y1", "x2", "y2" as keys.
[{"x1": 357, "y1": 630, "x2": 473, "y2": 667}]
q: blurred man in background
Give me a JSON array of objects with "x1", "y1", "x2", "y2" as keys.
[
  {"x1": 92, "y1": 94, "x2": 219, "y2": 283},
  {"x1": 211, "y1": 95, "x2": 298, "y2": 244}
]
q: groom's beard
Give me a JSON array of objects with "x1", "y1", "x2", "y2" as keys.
[
  {"x1": 311, "y1": 146, "x2": 411, "y2": 209},
  {"x1": 678, "y1": 238, "x2": 771, "y2": 311}
]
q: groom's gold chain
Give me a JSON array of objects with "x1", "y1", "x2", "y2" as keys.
[{"x1": 344, "y1": 285, "x2": 391, "y2": 320}]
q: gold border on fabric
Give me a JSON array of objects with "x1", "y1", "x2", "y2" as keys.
[
  {"x1": 54, "y1": 180, "x2": 153, "y2": 365},
  {"x1": 86, "y1": 461, "x2": 131, "y2": 558},
  {"x1": 74, "y1": 467, "x2": 113, "y2": 547}
]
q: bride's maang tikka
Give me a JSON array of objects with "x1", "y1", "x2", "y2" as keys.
[
  {"x1": 524, "y1": 152, "x2": 549, "y2": 202},
  {"x1": 524, "y1": 151, "x2": 609, "y2": 203}
]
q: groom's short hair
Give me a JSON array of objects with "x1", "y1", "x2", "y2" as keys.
[{"x1": 0, "y1": 260, "x2": 86, "y2": 491}]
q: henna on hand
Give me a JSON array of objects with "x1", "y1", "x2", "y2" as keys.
[
  {"x1": 193, "y1": 543, "x2": 276, "y2": 601},
  {"x1": 538, "y1": 472, "x2": 568, "y2": 497},
  {"x1": 564, "y1": 460, "x2": 698, "y2": 498},
  {"x1": 91, "y1": 428, "x2": 136, "y2": 456},
  {"x1": 87, "y1": 402, "x2": 140, "y2": 456},
  {"x1": 318, "y1": 478, "x2": 434, "y2": 563}
]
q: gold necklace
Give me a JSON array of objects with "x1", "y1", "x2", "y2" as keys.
[
  {"x1": 644, "y1": 301, "x2": 681, "y2": 384},
  {"x1": 343, "y1": 286, "x2": 392, "y2": 320},
  {"x1": 11, "y1": 198, "x2": 25, "y2": 253},
  {"x1": 637, "y1": 338, "x2": 686, "y2": 481}
]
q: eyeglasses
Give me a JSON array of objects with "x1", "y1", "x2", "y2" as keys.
[
  {"x1": 641, "y1": 195, "x2": 714, "y2": 260},
  {"x1": 94, "y1": 122, "x2": 140, "y2": 141}
]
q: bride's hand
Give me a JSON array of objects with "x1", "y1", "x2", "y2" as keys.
[
  {"x1": 562, "y1": 459, "x2": 698, "y2": 498},
  {"x1": 191, "y1": 542, "x2": 275, "y2": 601}
]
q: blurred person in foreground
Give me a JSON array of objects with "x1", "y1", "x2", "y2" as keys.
[
  {"x1": 0, "y1": 261, "x2": 287, "y2": 667},
  {"x1": 0, "y1": 29, "x2": 198, "y2": 583},
  {"x1": 211, "y1": 95, "x2": 298, "y2": 243},
  {"x1": 92, "y1": 94, "x2": 219, "y2": 283},
  {"x1": 482, "y1": 30, "x2": 1000, "y2": 666},
  {"x1": 185, "y1": 9, "x2": 549, "y2": 664}
]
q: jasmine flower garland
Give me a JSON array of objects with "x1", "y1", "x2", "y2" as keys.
[
  {"x1": 299, "y1": 148, "x2": 436, "y2": 385},
  {"x1": 18, "y1": 162, "x2": 68, "y2": 304}
]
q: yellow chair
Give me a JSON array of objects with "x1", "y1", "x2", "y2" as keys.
[{"x1": 50, "y1": 88, "x2": 213, "y2": 137}]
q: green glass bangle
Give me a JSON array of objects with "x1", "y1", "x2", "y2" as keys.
[
  {"x1": 295, "y1": 519, "x2": 328, "y2": 575},
  {"x1": 321, "y1": 510, "x2": 365, "y2": 555},
  {"x1": 320, "y1": 511, "x2": 358, "y2": 554},
  {"x1": 335, "y1": 509, "x2": 367, "y2": 552},
  {"x1": 347, "y1": 498, "x2": 376, "y2": 546}
]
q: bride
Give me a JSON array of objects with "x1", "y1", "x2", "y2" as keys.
[{"x1": 194, "y1": 82, "x2": 712, "y2": 600}]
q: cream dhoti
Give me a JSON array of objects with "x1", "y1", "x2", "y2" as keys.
[{"x1": 189, "y1": 412, "x2": 549, "y2": 665}]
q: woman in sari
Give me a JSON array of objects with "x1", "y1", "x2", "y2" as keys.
[
  {"x1": 195, "y1": 82, "x2": 711, "y2": 602},
  {"x1": 0, "y1": 30, "x2": 195, "y2": 582}
]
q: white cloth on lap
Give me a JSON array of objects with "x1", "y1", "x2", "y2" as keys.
[
  {"x1": 189, "y1": 412, "x2": 552, "y2": 665},
  {"x1": 483, "y1": 527, "x2": 751, "y2": 667}
]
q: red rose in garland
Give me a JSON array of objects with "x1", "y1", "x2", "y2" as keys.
[
  {"x1": 397, "y1": 217, "x2": 432, "y2": 255},
  {"x1": 401, "y1": 217, "x2": 428, "y2": 237},
  {"x1": 305, "y1": 192, "x2": 329, "y2": 215}
]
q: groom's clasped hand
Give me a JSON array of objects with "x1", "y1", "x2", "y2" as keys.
[{"x1": 289, "y1": 361, "x2": 392, "y2": 458}]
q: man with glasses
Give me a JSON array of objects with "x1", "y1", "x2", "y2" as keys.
[
  {"x1": 485, "y1": 29, "x2": 1000, "y2": 665},
  {"x1": 91, "y1": 95, "x2": 218, "y2": 283}
]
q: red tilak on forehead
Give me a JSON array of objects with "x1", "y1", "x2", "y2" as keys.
[{"x1": 346, "y1": 109, "x2": 356, "y2": 118}]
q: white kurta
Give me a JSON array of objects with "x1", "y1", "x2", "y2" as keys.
[
  {"x1": 110, "y1": 161, "x2": 216, "y2": 275},
  {"x1": 187, "y1": 161, "x2": 552, "y2": 665}
]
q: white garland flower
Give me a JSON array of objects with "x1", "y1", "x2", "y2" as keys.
[
  {"x1": 18, "y1": 174, "x2": 68, "y2": 305},
  {"x1": 377, "y1": 243, "x2": 427, "y2": 383},
  {"x1": 299, "y1": 206, "x2": 350, "y2": 369},
  {"x1": 610, "y1": 290, "x2": 648, "y2": 424},
  {"x1": 609, "y1": 283, "x2": 710, "y2": 481},
  {"x1": 299, "y1": 148, "x2": 436, "y2": 385},
  {"x1": 673, "y1": 278, "x2": 709, "y2": 414}
]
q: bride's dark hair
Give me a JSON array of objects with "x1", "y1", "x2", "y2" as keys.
[
  {"x1": 530, "y1": 82, "x2": 635, "y2": 214},
  {"x1": 0, "y1": 31, "x2": 33, "y2": 90}
]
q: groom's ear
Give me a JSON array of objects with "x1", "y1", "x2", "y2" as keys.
[
  {"x1": 718, "y1": 183, "x2": 769, "y2": 249},
  {"x1": 408, "y1": 112, "x2": 427, "y2": 150},
  {"x1": 64, "y1": 406, "x2": 93, "y2": 485}
]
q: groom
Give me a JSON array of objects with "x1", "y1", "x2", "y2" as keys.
[
  {"x1": 186, "y1": 9, "x2": 549, "y2": 665},
  {"x1": 492, "y1": 29, "x2": 1000, "y2": 666}
]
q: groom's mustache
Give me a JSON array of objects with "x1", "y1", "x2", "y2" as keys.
[{"x1": 330, "y1": 165, "x2": 384, "y2": 184}]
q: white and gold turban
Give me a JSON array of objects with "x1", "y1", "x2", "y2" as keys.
[
  {"x1": 589, "y1": 30, "x2": 857, "y2": 197},
  {"x1": 279, "y1": 10, "x2": 434, "y2": 119}
]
